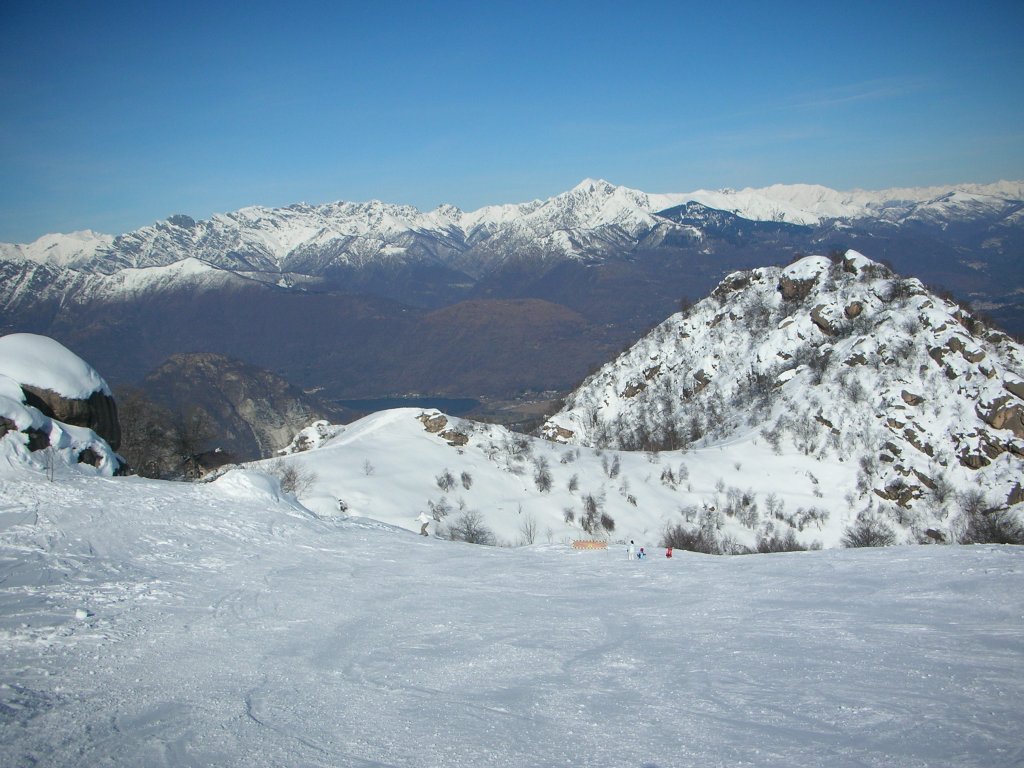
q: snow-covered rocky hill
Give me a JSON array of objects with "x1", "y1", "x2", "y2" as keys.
[{"x1": 543, "y1": 251, "x2": 1024, "y2": 546}]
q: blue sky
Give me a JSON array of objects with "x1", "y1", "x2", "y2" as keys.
[{"x1": 1, "y1": 0, "x2": 1022, "y2": 242}]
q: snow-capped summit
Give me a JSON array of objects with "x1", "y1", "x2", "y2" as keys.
[{"x1": 0, "y1": 229, "x2": 115, "y2": 269}]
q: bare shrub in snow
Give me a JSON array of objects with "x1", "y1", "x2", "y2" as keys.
[
  {"x1": 956, "y1": 491, "x2": 1024, "y2": 545},
  {"x1": 533, "y1": 457, "x2": 553, "y2": 493},
  {"x1": 460, "y1": 471, "x2": 473, "y2": 490},
  {"x1": 447, "y1": 509, "x2": 495, "y2": 546},
  {"x1": 428, "y1": 497, "x2": 452, "y2": 521},
  {"x1": 756, "y1": 529, "x2": 809, "y2": 553},
  {"x1": 518, "y1": 512, "x2": 538, "y2": 545},
  {"x1": 661, "y1": 523, "x2": 718, "y2": 554},
  {"x1": 580, "y1": 494, "x2": 601, "y2": 534},
  {"x1": 841, "y1": 512, "x2": 897, "y2": 548},
  {"x1": 268, "y1": 459, "x2": 318, "y2": 496},
  {"x1": 436, "y1": 469, "x2": 456, "y2": 493},
  {"x1": 761, "y1": 424, "x2": 784, "y2": 454},
  {"x1": 567, "y1": 474, "x2": 579, "y2": 493}
]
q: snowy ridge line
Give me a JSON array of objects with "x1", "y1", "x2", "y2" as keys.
[{"x1": 3, "y1": 178, "x2": 1022, "y2": 271}]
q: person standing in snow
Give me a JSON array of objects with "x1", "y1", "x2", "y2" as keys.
[
  {"x1": 416, "y1": 512, "x2": 431, "y2": 537},
  {"x1": 627, "y1": 540, "x2": 636, "y2": 560},
  {"x1": 637, "y1": 547, "x2": 647, "y2": 560}
]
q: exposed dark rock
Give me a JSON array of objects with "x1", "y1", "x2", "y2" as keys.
[
  {"x1": 140, "y1": 352, "x2": 347, "y2": 461},
  {"x1": 622, "y1": 380, "x2": 647, "y2": 398},
  {"x1": 979, "y1": 396, "x2": 1024, "y2": 438},
  {"x1": 439, "y1": 429, "x2": 469, "y2": 447},
  {"x1": 25, "y1": 427, "x2": 49, "y2": 451},
  {"x1": 77, "y1": 447, "x2": 101, "y2": 467},
  {"x1": 1005, "y1": 380, "x2": 1024, "y2": 401},
  {"x1": 693, "y1": 369, "x2": 712, "y2": 394},
  {"x1": 778, "y1": 275, "x2": 817, "y2": 302},
  {"x1": 419, "y1": 413, "x2": 448, "y2": 433},
  {"x1": 901, "y1": 390, "x2": 925, "y2": 406},
  {"x1": 810, "y1": 305, "x2": 837, "y2": 335},
  {"x1": 20, "y1": 385, "x2": 121, "y2": 451},
  {"x1": 1008, "y1": 483, "x2": 1024, "y2": 507}
]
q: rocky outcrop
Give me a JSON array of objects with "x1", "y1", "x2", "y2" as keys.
[
  {"x1": 978, "y1": 396, "x2": 1024, "y2": 438},
  {"x1": 20, "y1": 385, "x2": 121, "y2": 450},
  {"x1": 418, "y1": 412, "x2": 469, "y2": 446},
  {"x1": 778, "y1": 275, "x2": 817, "y2": 302},
  {"x1": 141, "y1": 352, "x2": 349, "y2": 461},
  {"x1": 810, "y1": 305, "x2": 837, "y2": 336}
]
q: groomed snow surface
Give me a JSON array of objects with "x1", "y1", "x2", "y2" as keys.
[{"x1": 1, "y1": 466, "x2": 1022, "y2": 767}]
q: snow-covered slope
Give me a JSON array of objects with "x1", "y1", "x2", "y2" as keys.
[
  {"x1": 543, "y1": 251, "x2": 1024, "y2": 545},
  {"x1": 2, "y1": 464, "x2": 1023, "y2": 767},
  {"x1": 2, "y1": 328, "x2": 1023, "y2": 764}
]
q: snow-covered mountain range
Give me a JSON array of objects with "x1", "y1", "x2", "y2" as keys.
[{"x1": 3, "y1": 178, "x2": 1022, "y2": 274}]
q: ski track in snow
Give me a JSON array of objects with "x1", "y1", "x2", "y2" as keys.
[{"x1": 1, "y1": 473, "x2": 1023, "y2": 767}]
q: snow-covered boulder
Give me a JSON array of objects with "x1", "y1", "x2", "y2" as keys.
[
  {"x1": 0, "y1": 333, "x2": 121, "y2": 449},
  {"x1": 0, "y1": 334, "x2": 122, "y2": 476}
]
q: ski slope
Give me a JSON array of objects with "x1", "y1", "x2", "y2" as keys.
[{"x1": 1, "y1": 468, "x2": 1022, "y2": 767}]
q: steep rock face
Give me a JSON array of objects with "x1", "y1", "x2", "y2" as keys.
[
  {"x1": 543, "y1": 252, "x2": 1024, "y2": 536},
  {"x1": 140, "y1": 353, "x2": 352, "y2": 460}
]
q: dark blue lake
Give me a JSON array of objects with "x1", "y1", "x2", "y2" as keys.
[{"x1": 337, "y1": 397, "x2": 481, "y2": 416}]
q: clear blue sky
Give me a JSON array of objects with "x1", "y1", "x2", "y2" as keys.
[{"x1": 1, "y1": 0, "x2": 1022, "y2": 242}]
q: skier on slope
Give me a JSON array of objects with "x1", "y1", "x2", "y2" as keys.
[
  {"x1": 416, "y1": 511, "x2": 431, "y2": 537},
  {"x1": 627, "y1": 540, "x2": 636, "y2": 560}
]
